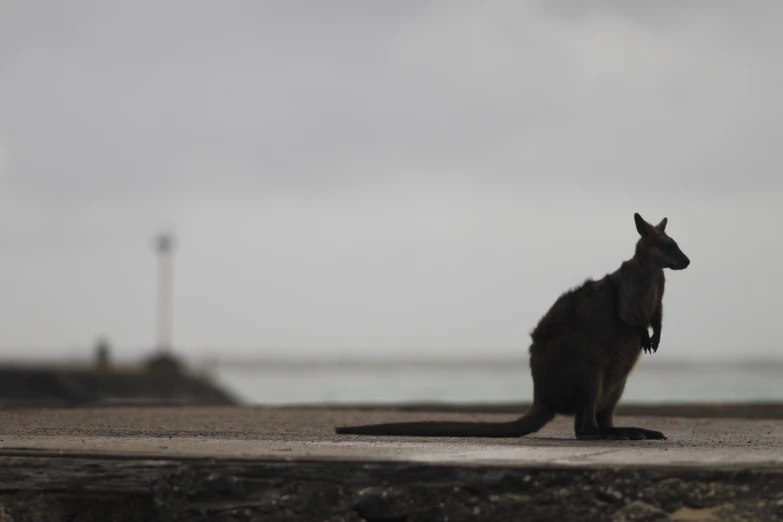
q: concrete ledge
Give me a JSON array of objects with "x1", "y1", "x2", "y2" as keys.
[{"x1": 1, "y1": 405, "x2": 782, "y2": 520}]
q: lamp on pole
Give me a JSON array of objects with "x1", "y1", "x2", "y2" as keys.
[{"x1": 154, "y1": 232, "x2": 175, "y2": 354}]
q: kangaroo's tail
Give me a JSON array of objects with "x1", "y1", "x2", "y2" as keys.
[{"x1": 334, "y1": 404, "x2": 554, "y2": 438}]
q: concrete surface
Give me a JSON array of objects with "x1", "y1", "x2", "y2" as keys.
[{"x1": 1, "y1": 405, "x2": 782, "y2": 469}]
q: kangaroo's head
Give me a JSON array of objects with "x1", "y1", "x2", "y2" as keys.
[{"x1": 633, "y1": 212, "x2": 690, "y2": 271}]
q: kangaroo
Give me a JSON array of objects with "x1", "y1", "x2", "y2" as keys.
[{"x1": 335, "y1": 213, "x2": 690, "y2": 440}]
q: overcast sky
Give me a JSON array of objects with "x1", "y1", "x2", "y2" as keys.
[{"x1": 0, "y1": 1, "x2": 781, "y2": 362}]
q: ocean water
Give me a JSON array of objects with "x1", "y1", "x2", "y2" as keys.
[{"x1": 206, "y1": 359, "x2": 783, "y2": 406}]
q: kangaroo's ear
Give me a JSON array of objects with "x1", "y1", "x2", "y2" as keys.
[
  {"x1": 634, "y1": 212, "x2": 649, "y2": 237},
  {"x1": 656, "y1": 217, "x2": 668, "y2": 231}
]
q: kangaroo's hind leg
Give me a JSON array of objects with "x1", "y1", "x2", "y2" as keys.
[
  {"x1": 573, "y1": 368, "x2": 663, "y2": 440},
  {"x1": 596, "y1": 378, "x2": 666, "y2": 440},
  {"x1": 573, "y1": 368, "x2": 630, "y2": 440}
]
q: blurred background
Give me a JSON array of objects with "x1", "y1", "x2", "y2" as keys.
[{"x1": 0, "y1": 1, "x2": 781, "y2": 407}]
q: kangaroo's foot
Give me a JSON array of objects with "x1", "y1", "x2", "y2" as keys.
[
  {"x1": 623, "y1": 427, "x2": 666, "y2": 440},
  {"x1": 576, "y1": 426, "x2": 666, "y2": 441}
]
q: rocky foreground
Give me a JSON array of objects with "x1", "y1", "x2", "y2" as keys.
[{"x1": 0, "y1": 455, "x2": 781, "y2": 521}]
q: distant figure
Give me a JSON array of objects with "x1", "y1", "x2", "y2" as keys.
[
  {"x1": 336, "y1": 213, "x2": 691, "y2": 440},
  {"x1": 94, "y1": 337, "x2": 111, "y2": 371}
]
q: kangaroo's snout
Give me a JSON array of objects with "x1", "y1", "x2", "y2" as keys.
[{"x1": 673, "y1": 254, "x2": 690, "y2": 270}]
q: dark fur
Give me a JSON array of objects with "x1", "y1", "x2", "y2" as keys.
[{"x1": 335, "y1": 213, "x2": 690, "y2": 440}]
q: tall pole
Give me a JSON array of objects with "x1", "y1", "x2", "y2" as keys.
[{"x1": 154, "y1": 233, "x2": 174, "y2": 354}]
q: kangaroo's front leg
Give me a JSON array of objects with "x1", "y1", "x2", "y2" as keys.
[{"x1": 649, "y1": 302, "x2": 662, "y2": 353}]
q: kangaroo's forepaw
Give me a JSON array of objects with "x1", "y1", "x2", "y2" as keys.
[
  {"x1": 650, "y1": 334, "x2": 660, "y2": 353},
  {"x1": 641, "y1": 331, "x2": 654, "y2": 353}
]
